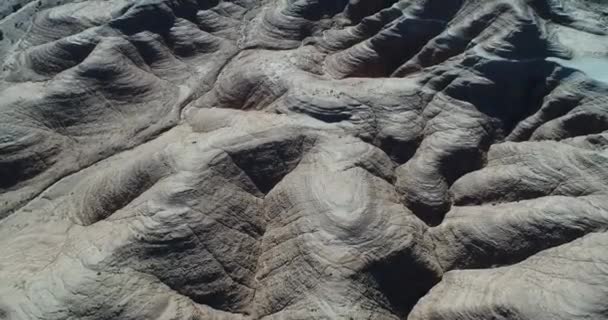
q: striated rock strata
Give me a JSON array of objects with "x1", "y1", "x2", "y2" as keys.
[{"x1": 1, "y1": 0, "x2": 608, "y2": 319}]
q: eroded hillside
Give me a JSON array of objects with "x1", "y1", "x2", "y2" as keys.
[{"x1": 1, "y1": 0, "x2": 608, "y2": 319}]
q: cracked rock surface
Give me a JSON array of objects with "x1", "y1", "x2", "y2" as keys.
[{"x1": 1, "y1": 0, "x2": 608, "y2": 319}]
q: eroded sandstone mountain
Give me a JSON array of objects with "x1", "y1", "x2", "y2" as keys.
[{"x1": 1, "y1": 0, "x2": 608, "y2": 319}]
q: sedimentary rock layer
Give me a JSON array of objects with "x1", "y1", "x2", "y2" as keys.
[{"x1": 1, "y1": 0, "x2": 608, "y2": 319}]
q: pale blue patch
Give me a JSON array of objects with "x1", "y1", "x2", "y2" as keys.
[{"x1": 547, "y1": 56, "x2": 608, "y2": 83}]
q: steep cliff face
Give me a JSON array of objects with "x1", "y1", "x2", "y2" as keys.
[{"x1": 1, "y1": 0, "x2": 608, "y2": 319}]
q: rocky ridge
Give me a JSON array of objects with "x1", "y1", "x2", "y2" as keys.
[{"x1": 1, "y1": 0, "x2": 608, "y2": 319}]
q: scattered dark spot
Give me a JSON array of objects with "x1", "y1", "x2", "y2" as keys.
[
  {"x1": 0, "y1": 30, "x2": 3, "y2": 41},
  {"x1": 12, "y1": 4, "x2": 22, "y2": 12}
]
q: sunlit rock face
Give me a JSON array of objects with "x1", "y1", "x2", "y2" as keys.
[{"x1": 1, "y1": 0, "x2": 608, "y2": 319}]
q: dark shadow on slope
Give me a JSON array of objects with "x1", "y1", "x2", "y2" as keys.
[{"x1": 226, "y1": 133, "x2": 315, "y2": 194}]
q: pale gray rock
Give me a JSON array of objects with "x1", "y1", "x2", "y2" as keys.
[
  {"x1": 1, "y1": 0, "x2": 608, "y2": 319},
  {"x1": 410, "y1": 231, "x2": 608, "y2": 320}
]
